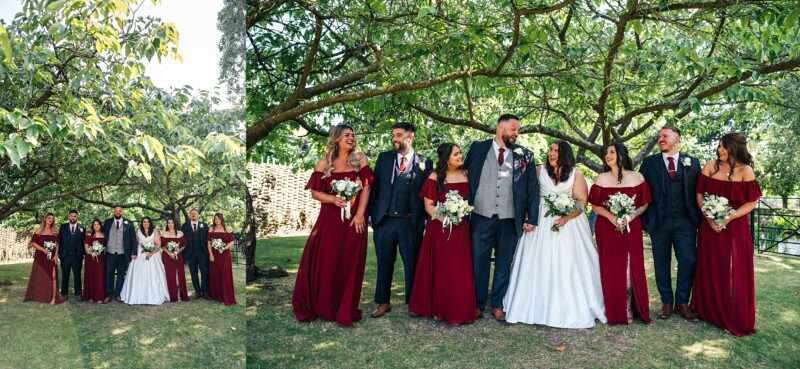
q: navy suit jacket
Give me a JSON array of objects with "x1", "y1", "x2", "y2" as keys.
[
  {"x1": 181, "y1": 221, "x2": 209, "y2": 259},
  {"x1": 463, "y1": 139, "x2": 540, "y2": 236},
  {"x1": 639, "y1": 153, "x2": 701, "y2": 233},
  {"x1": 368, "y1": 150, "x2": 433, "y2": 231},
  {"x1": 102, "y1": 217, "x2": 138, "y2": 257},
  {"x1": 57, "y1": 222, "x2": 85, "y2": 259}
]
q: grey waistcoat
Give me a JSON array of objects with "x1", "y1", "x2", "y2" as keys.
[
  {"x1": 108, "y1": 220, "x2": 124, "y2": 255},
  {"x1": 473, "y1": 148, "x2": 515, "y2": 219}
]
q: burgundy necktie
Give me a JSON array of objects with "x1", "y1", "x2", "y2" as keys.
[
  {"x1": 116, "y1": 220, "x2": 120, "y2": 230},
  {"x1": 667, "y1": 157, "x2": 677, "y2": 179},
  {"x1": 498, "y1": 147, "x2": 506, "y2": 166},
  {"x1": 399, "y1": 157, "x2": 407, "y2": 173},
  {"x1": 193, "y1": 223, "x2": 197, "y2": 231}
]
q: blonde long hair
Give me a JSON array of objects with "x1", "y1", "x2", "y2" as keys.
[{"x1": 322, "y1": 124, "x2": 363, "y2": 178}]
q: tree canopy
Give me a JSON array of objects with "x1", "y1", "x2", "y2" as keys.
[
  {"x1": 246, "y1": 0, "x2": 800, "y2": 181},
  {"x1": 0, "y1": 0, "x2": 245, "y2": 229}
]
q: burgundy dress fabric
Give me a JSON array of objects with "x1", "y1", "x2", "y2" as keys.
[
  {"x1": 292, "y1": 167, "x2": 374, "y2": 326},
  {"x1": 691, "y1": 174, "x2": 762, "y2": 336},
  {"x1": 208, "y1": 231, "x2": 237, "y2": 305},
  {"x1": 24, "y1": 233, "x2": 64, "y2": 304},
  {"x1": 161, "y1": 235, "x2": 189, "y2": 302},
  {"x1": 82, "y1": 235, "x2": 107, "y2": 303},
  {"x1": 589, "y1": 182, "x2": 653, "y2": 325},
  {"x1": 409, "y1": 179, "x2": 476, "y2": 325}
]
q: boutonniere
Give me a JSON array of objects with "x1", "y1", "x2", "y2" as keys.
[
  {"x1": 418, "y1": 161, "x2": 426, "y2": 171},
  {"x1": 513, "y1": 147, "x2": 524, "y2": 156},
  {"x1": 682, "y1": 157, "x2": 692, "y2": 167},
  {"x1": 200, "y1": 224, "x2": 205, "y2": 228},
  {"x1": 123, "y1": 220, "x2": 129, "y2": 225}
]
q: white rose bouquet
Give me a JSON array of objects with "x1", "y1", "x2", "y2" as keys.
[
  {"x1": 433, "y1": 190, "x2": 474, "y2": 239},
  {"x1": 212, "y1": 238, "x2": 226, "y2": 254},
  {"x1": 605, "y1": 192, "x2": 637, "y2": 233},
  {"x1": 544, "y1": 193, "x2": 578, "y2": 232},
  {"x1": 42, "y1": 241, "x2": 56, "y2": 260},
  {"x1": 330, "y1": 178, "x2": 363, "y2": 220},
  {"x1": 702, "y1": 193, "x2": 736, "y2": 229},
  {"x1": 90, "y1": 240, "x2": 105, "y2": 256}
]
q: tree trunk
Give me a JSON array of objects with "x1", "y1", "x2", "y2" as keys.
[{"x1": 245, "y1": 187, "x2": 258, "y2": 282}]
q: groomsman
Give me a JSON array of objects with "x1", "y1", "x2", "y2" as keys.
[
  {"x1": 102, "y1": 205, "x2": 137, "y2": 303},
  {"x1": 58, "y1": 209, "x2": 85, "y2": 301},
  {"x1": 464, "y1": 114, "x2": 539, "y2": 321},
  {"x1": 182, "y1": 208, "x2": 209, "y2": 299},
  {"x1": 639, "y1": 126, "x2": 701, "y2": 321},
  {"x1": 368, "y1": 122, "x2": 432, "y2": 318}
]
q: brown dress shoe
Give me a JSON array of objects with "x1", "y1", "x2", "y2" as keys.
[
  {"x1": 476, "y1": 308, "x2": 484, "y2": 319},
  {"x1": 675, "y1": 304, "x2": 699, "y2": 322},
  {"x1": 492, "y1": 308, "x2": 506, "y2": 322},
  {"x1": 658, "y1": 304, "x2": 673, "y2": 319},
  {"x1": 371, "y1": 303, "x2": 392, "y2": 318}
]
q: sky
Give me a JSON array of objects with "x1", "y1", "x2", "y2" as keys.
[{"x1": 0, "y1": 0, "x2": 232, "y2": 108}]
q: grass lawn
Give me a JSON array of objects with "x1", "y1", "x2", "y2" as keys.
[
  {"x1": 248, "y1": 234, "x2": 800, "y2": 369},
  {"x1": 0, "y1": 262, "x2": 246, "y2": 369}
]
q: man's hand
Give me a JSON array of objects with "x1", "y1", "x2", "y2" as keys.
[{"x1": 523, "y1": 223, "x2": 536, "y2": 233}]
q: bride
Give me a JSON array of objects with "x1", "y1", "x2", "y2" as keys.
[
  {"x1": 503, "y1": 141, "x2": 606, "y2": 328},
  {"x1": 120, "y1": 217, "x2": 170, "y2": 305}
]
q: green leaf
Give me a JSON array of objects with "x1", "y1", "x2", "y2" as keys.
[{"x1": 0, "y1": 24, "x2": 14, "y2": 67}]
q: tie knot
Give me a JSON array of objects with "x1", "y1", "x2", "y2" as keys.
[{"x1": 668, "y1": 157, "x2": 674, "y2": 163}]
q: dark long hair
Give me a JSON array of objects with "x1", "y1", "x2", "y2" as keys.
[
  {"x1": 213, "y1": 213, "x2": 228, "y2": 232},
  {"x1": 546, "y1": 141, "x2": 576, "y2": 183},
  {"x1": 164, "y1": 218, "x2": 178, "y2": 233},
  {"x1": 90, "y1": 219, "x2": 103, "y2": 237},
  {"x1": 602, "y1": 142, "x2": 633, "y2": 183},
  {"x1": 434, "y1": 143, "x2": 459, "y2": 194},
  {"x1": 139, "y1": 217, "x2": 153, "y2": 237},
  {"x1": 714, "y1": 132, "x2": 754, "y2": 180}
]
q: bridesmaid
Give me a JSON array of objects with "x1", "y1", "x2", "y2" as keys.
[
  {"x1": 292, "y1": 124, "x2": 373, "y2": 326},
  {"x1": 589, "y1": 143, "x2": 652, "y2": 324},
  {"x1": 408, "y1": 143, "x2": 476, "y2": 325},
  {"x1": 161, "y1": 218, "x2": 189, "y2": 302},
  {"x1": 24, "y1": 213, "x2": 64, "y2": 304},
  {"x1": 208, "y1": 213, "x2": 236, "y2": 305},
  {"x1": 82, "y1": 219, "x2": 107, "y2": 304},
  {"x1": 692, "y1": 133, "x2": 761, "y2": 336}
]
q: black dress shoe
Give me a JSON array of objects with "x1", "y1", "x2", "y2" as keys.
[{"x1": 658, "y1": 304, "x2": 673, "y2": 319}]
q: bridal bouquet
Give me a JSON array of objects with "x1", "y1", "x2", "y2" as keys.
[
  {"x1": 433, "y1": 190, "x2": 474, "y2": 239},
  {"x1": 140, "y1": 240, "x2": 158, "y2": 254},
  {"x1": 544, "y1": 193, "x2": 578, "y2": 232},
  {"x1": 90, "y1": 240, "x2": 105, "y2": 256},
  {"x1": 702, "y1": 193, "x2": 736, "y2": 229},
  {"x1": 212, "y1": 238, "x2": 226, "y2": 254},
  {"x1": 42, "y1": 241, "x2": 56, "y2": 260},
  {"x1": 605, "y1": 192, "x2": 637, "y2": 233},
  {"x1": 167, "y1": 241, "x2": 181, "y2": 258},
  {"x1": 331, "y1": 178, "x2": 363, "y2": 221}
]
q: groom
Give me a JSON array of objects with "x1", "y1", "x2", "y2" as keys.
[
  {"x1": 465, "y1": 114, "x2": 539, "y2": 321},
  {"x1": 102, "y1": 205, "x2": 137, "y2": 303},
  {"x1": 58, "y1": 209, "x2": 84, "y2": 301},
  {"x1": 639, "y1": 126, "x2": 701, "y2": 321},
  {"x1": 368, "y1": 122, "x2": 432, "y2": 318}
]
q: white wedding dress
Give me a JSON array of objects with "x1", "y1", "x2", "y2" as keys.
[
  {"x1": 503, "y1": 166, "x2": 607, "y2": 328},
  {"x1": 121, "y1": 230, "x2": 170, "y2": 305}
]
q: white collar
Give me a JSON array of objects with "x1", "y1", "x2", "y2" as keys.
[
  {"x1": 492, "y1": 139, "x2": 511, "y2": 158},
  {"x1": 662, "y1": 151, "x2": 680, "y2": 160},
  {"x1": 396, "y1": 149, "x2": 415, "y2": 163}
]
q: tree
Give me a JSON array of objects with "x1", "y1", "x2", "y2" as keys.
[
  {"x1": 247, "y1": 0, "x2": 800, "y2": 172},
  {"x1": 0, "y1": 0, "x2": 244, "y2": 228}
]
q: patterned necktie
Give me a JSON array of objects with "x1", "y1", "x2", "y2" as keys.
[
  {"x1": 498, "y1": 147, "x2": 506, "y2": 166},
  {"x1": 667, "y1": 157, "x2": 677, "y2": 179},
  {"x1": 399, "y1": 157, "x2": 407, "y2": 173}
]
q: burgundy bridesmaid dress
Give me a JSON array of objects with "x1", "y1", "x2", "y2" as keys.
[
  {"x1": 589, "y1": 182, "x2": 653, "y2": 325},
  {"x1": 161, "y1": 235, "x2": 189, "y2": 302},
  {"x1": 208, "y1": 231, "x2": 237, "y2": 305},
  {"x1": 691, "y1": 174, "x2": 762, "y2": 336},
  {"x1": 24, "y1": 233, "x2": 64, "y2": 304},
  {"x1": 292, "y1": 166, "x2": 373, "y2": 326},
  {"x1": 82, "y1": 235, "x2": 107, "y2": 303},
  {"x1": 408, "y1": 179, "x2": 476, "y2": 325}
]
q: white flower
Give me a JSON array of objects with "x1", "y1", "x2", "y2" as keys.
[
  {"x1": 418, "y1": 162, "x2": 426, "y2": 171},
  {"x1": 200, "y1": 224, "x2": 204, "y2": 228},
  {"x1": 513, "y1": 147, "x2": 524, "y2": 156},
  {"x1": 682, "y1": 157, "x2": 692, "y2": 167},
  {"x1": 124, "y1": 220, "x2": 128, "y2": 225}
]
